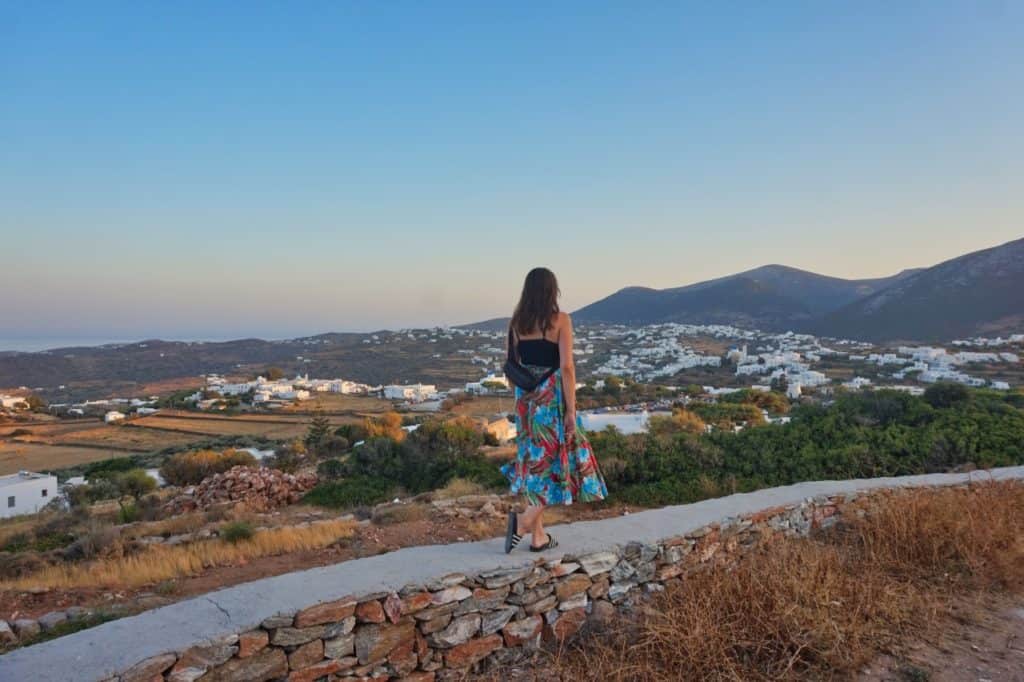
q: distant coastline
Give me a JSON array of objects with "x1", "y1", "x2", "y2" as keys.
[
  {"x1": 0, "y1": 337, "x2": 245, "y2": 354},
  {"x1": 0, "y1": 338, "x2": 137, "y2": 353}
]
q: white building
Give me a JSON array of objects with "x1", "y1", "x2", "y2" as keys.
[
  {"x1": 104, "y1": 410, "x2": 126, "y2": 423},
  {"x1": 1, "y1": 471, "x2": 59, "y2": 518},
  {"x1": 465, "y1": 373, "x2": 509, "y2": 394},
  {"x1": 383, "y1": 384, "x2": 437, "y2": 402},
  {"x1": 0, "y1": 395, "x2": 27, "y2": 409},
  {"x1": 580, "y1": 410, "x2": 661, "y2": 435}
]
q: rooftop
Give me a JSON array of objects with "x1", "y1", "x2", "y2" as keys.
[{"x1": 0, "y1": 471, "x2": 54, "y2": 488}]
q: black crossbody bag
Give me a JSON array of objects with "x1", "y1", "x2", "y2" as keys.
[{"x1": 503, "y1": 326, "x2": 557, "y2": 392}]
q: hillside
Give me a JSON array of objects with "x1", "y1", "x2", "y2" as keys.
[
  {"x1": 813, "y1": 237, "x2": 1024, "y2": 342},
  {"x1": 573, "y1": 264, "x2": 916, "y2": 328},
  {"x1": 0, "y1": 332, "x2": 483, "y2": 401}
]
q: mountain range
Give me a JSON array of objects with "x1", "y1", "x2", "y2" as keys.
[{"x1": 572, "y1": 237, "x2": 1024, "y2": 342}]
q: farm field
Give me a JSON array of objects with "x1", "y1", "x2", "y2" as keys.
[
  {"x1": 0, "y1": 419, "x2": 101, "y2": 440},
  {"x1": 281, "y1": 393, "x2": 394, "y2": 416},
  {"x1": 446, "y1": 395, "x2": 512, "y2": 419},
  {"x1": 130, "y1": 415, "x2": 311, "y2": 439},
  {"x1": 0, "y1": 441, "x2": 146, "y2": 476},
  {"x1": 54, "y1": 425, "x2": 203, "y2": 451}
]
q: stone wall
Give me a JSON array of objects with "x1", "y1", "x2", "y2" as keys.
[{"x1": 113, "y1": 489, "x2": 855, "y2": 682}]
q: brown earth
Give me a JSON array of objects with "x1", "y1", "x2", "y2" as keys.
[{"x1": 858, "y1": 597, "x2": 1024, "y2": 682}]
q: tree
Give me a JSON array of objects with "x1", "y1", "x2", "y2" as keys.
[
  {"x1": 305, "y1": 413, "x2": 332, "y2": 453},
  {"x1": 268, "y1": 439, "x2": 309, "y2": 473},
  {"x1": 24, "y1": 394, "x2": 48, "y2": 412},
  {"x1": 683, "y1": 384, "x2": 704, "y2": 398},
  {"x1": 117, "y1": 469, "x2": 157, "y2": 501},
  {"x1": 264, "y1": 367, "x2": 285, "y2": 381},
  {"x1": 365, "y1": 411, "x2": 406, "y2": 441},
  {"x1": 335, "y1": 423, "x2": 368, "y2": 443},
  {"x1": 923, "y1": 382, "x2": 971, "y2": 409}
]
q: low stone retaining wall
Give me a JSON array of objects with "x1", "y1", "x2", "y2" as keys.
[
  {"x1": 4, "y1": 466, "x2": 1022, "y2": 682},
  {"x1": 118, "y1": 490, "x2": 851, "y2": 681}
]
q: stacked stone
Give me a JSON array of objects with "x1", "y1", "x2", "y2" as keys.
[
  {"x1": 101, "y1": 490, "x2": 861, "y2": 680},
  {"x1": 163, "y1": 466, "x2": 317, "y2": 514}
]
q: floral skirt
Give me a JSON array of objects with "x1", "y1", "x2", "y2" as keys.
[{"x1": 501, "y1": 367, "x2": 608, "y2": 506}]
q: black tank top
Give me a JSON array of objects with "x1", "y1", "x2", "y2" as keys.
[{"x1": 517, "y1": 338, "x2": 560, "y2": 368}]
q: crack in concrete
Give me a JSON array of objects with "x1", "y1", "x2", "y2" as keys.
[{"x1": 205, "y1": 596, "x2": 233, "y2": 627}]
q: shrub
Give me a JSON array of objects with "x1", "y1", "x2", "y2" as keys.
[
  {"x1": 85, "y1": 457, "x2": 139, "y2": 479},
  {"x1": 265, "y1": 441, "x2": 307, "y2": 474},
  {"x1": 555, "y1": 482, "x2": 1024, "y2": 681},
  {"x1": 319, "y1": 436, "x2": 350, "y2": 458},
  {"x1": 434, "y1": 477, "x2": 486, "y2": 500},
  {"x1": 316, "y1": 459, "x2": 345, "y2": 481},
  {"x1": 63, "y1": 519, "x2": 119, "y2": 562},
  {"x1": 587, "y1": 387, "x2": 1024, "y2": 508},
  {"x1": 116, "y1": 469, "x2": 156, "y2": 500},
  {"x1": 334, "y1": 423, "x2": 368, "y2": 443},
  {"x1": 117, "y1": 502, "x2": 139, "y2": 524},
  {"x1": 364, "y1": 412, "x2": 406, "y2": 441},
  {"x1": 371, "y1": 503, "x2": 430, "y2": 525},
  {"x1": 220, "y1": 521, "x2": 254, "y2": 544},
  {"x1": 159, "y1": 449, "x2": 257, "y2": 486},
  {"x1": 3, "y1": 519, "x2": 356, "y2": 590},
  {"x1": 303, "y1": 477, "x2": 396, "y2": 509},
  {"x1": 339, "y1": 417, "x2": 495, "y2": 494},
  {"x1": 923, "y1": 382, "x2": 971, "y2": 409},
  {"x1": 649, "y1": 409, "x2": 707, "y2": 438}
]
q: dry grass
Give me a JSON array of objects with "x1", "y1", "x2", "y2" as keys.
[
  {"x1": 555, "y1": 481, "x2": 1024, "y2": 681},
  {"x1": 371, "y1": 503, "x2": 432, "y2": 525},
  {"x1": 0, "y1": 519, "x2": 357, "y2": 591},
  {"x1": 434, "y1": 477, "x2": 488, "y2": 500},
  {"x1": 121, "y1": 512, "x2": 209, "y2": 541}
]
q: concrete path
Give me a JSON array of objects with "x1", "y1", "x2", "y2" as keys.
[{"x1": 3, "y1": 466, "x2": 1023, "y2": 682}]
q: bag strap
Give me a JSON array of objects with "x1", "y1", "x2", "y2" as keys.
[{"x1": 507, "y1": 325, "x2": 518, "y2": 364}]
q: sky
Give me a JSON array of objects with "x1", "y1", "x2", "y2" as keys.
[{"x1": 2, "y1": 2, "x2": 1022, "y2": 348}]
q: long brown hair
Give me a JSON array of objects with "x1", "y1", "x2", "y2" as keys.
[{"x1": 511, "y1": 267, "x2": 560, "y2": 336}]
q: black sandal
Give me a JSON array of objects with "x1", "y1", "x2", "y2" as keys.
[
  {"x1": 529, "y1": 533, "x2": 558, "y2": 552},
  {"x1": 504, "y1": 511, "x2": 523, "y2": 554}
]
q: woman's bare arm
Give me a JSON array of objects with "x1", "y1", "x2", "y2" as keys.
[{"x1": 558, "y1": 313, "x2": 577, "y2": 431}]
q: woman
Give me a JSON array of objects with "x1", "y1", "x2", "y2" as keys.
[{"x1": 502, "y1": 267, "x2": 608, "y2": 553}]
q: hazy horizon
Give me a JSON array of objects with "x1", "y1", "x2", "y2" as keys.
[{"x1": 4, "y1": 3, "x2": 1022, "y2": 342}]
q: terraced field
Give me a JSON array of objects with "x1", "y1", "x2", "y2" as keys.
[{"x1": 0, "y1": 441, "x2": 146, "y2": 476}]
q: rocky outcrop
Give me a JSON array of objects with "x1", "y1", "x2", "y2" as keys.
[{"x1": 163, "y1": 466, "x2": 317, "y2": 514}]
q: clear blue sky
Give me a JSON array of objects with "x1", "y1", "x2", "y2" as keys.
[{"x1": 2, "y1": 2, "x2": 1022, "y2": 346}]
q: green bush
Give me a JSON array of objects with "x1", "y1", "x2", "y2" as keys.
[
  {"x1": 303, "y1": 477, "x2": 396, "y2": 509},
  {"x1": 220, "y1": 521, "x2": 254, "y2": 543},
  {"x1": 316, "y1": 459, "x2": 345, "y2": 481},
  {"x1": 117, "y1": 502, "x2": 140, "y2": 524},
  {"x1": 590, "y1": 388, "x2": 1024, "y2": 508},
  {"x1": 85, "y1": 457, "x2": 139, "y2": 479}
]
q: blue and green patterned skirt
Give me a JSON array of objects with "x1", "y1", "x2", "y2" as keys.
[{"x1": 501, "y1": 367, "x2": 608, "y2": 506}]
